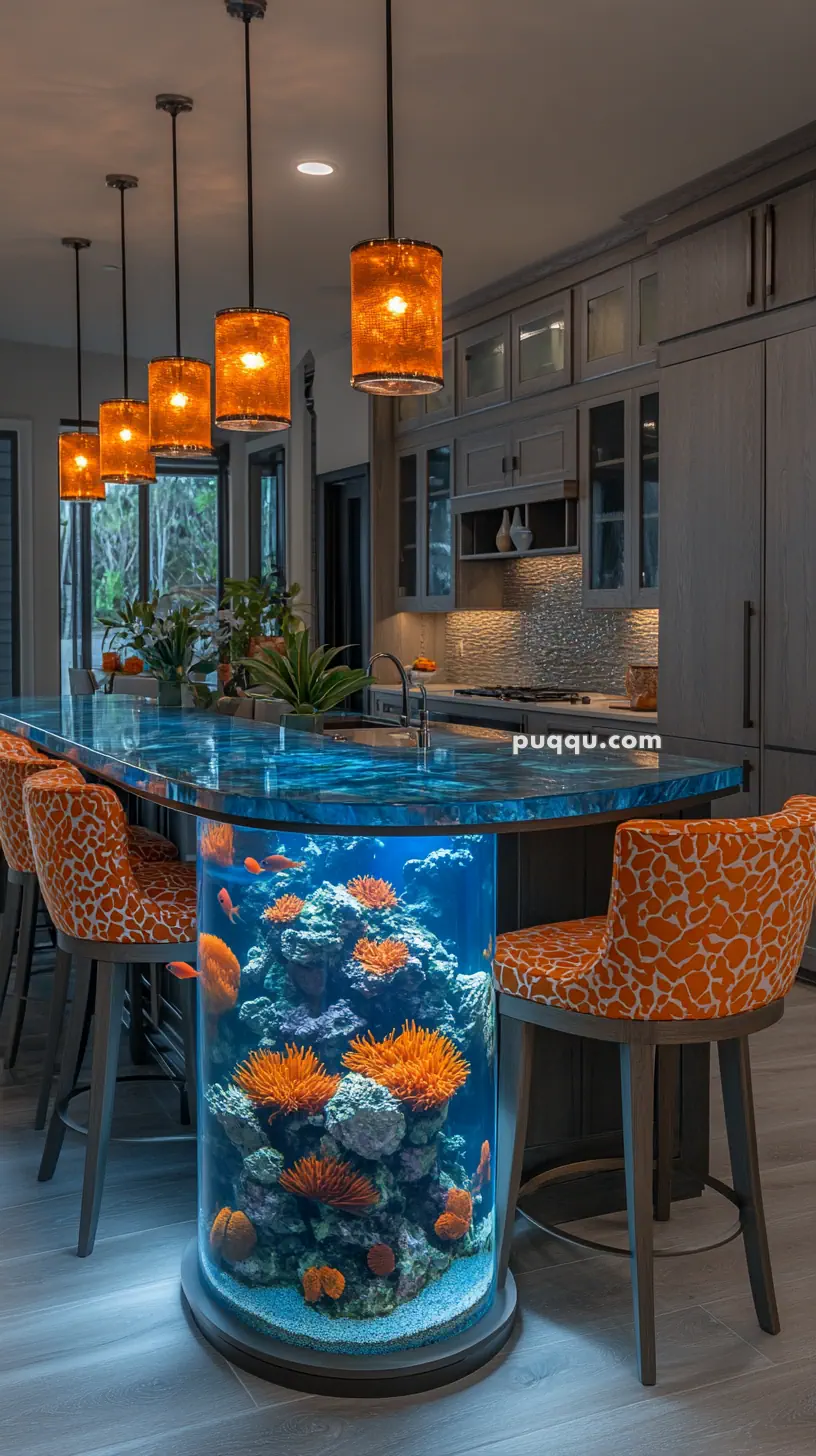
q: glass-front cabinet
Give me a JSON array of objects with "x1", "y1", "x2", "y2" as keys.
[
  {"x1": 396, "y1": 339, "x2": 455, "y2": 431},
  {"x1": 397, "y1": 442, "x2": 454, "y2": 611},
  {"x1": 511, "y1": 291, "x2": 571, "y2": 398},
  {"x1": 577, "y1": 260, "x2": 658, "y2": 380},
  {"x1": 457, "y1": 318, "x2": 510, "y2": 413},
  {"x1": 581, "y1": 386, "x2": 659, "y2": 607}
]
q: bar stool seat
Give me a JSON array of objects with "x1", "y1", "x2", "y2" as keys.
[
  {"x1": 493, "y1": 797, "x2": 816, "y2": 1386},
  {"x1": 23, "y1": 768, "x2": 198, "y2": 1256}
]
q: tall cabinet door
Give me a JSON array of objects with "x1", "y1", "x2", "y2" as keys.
[
  {"x1": 658, "y1": 345, "x2": 762, "y2": 745},
  {"x1": 765, "y1": 327, "x2": 816, "y2": 751}
]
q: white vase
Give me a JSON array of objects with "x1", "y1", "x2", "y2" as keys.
[
  {"x1": 495, "y1": 509, "x2": 513, "y2": 553},
  {"x1": 509, "y1": 506, "x2": 533, "y2": 553}
]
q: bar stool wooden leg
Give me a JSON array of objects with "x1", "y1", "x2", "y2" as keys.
[
  {"x1": 620, "y1": 1040, "x2": 657, "y2": 1386},
  {"x1": 718, "y1": 1036, "x2": 780, "y2": 1335},
  {"x1": 127, "y1": 964, "x2": 149, "y2": 1064},
  {"x1": 78, "y1": 963, "x2": 127, "y2": 1257},
  {"x1": 38, "y1": 957, "x2": 94, "y2": 1182},
  {"x1": 34, "y1": 947, "x2": 73, "y2": 1130},
  {"x1": 496, "y1": 1015, "x2": 534, "y2": 1289},
  {"x1": 178, "y1": 976, "x2": 198, "y2": 1131},
  {"x1": 654, "y1": 1045, "x2": 680, "y2": 1222},
  {"x1": 4, "y1": 876, "x2": 39, "y2": 1068},
  {"x1": 0, "y1": 877, "x2": 22, "y2": 1018}
]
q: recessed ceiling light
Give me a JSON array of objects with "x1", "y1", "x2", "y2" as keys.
[{"x1": 297, "y1": 161, "x2": 334, "y2": 176}]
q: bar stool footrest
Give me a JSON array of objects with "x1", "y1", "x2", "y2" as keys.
[{"x1": 56, "y1": 1074, "x2": 196, "y2": 1144}]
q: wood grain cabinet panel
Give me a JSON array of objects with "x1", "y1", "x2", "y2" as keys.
[
  {"x1": 763, "y1": 183, "x2": 816, "y2": 310},
  {"x1": 657, "y1": 346, "x2": 762, "y2": 745},
  {"x1": 454, "y1": 425, "x2": 511, "y2": 497},
  {"x1": 762, "y1": 747, "x2": 816, "y2": 975},
  {"x1": 658, "y1": 211, "x2": 761, "y2": 340},
  {"x1": 658, "y1": 736, "x2": 757, "y2": 816}
]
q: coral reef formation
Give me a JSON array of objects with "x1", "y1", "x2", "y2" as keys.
[
  {"x1": 201, "y1": 821, "x2": 234, "y2": 867},
  {"x1": 343, "y1": 1023, "x2": 470, "y2": 1110},
  {"x1": 352, "y1": 937, "x2": 410, "y2": 976},
  {"x1": 264, "y1": 895, "x2": 306, "y2": 924},
  {"x1": 198, "y1": 934, "x2": 242, "y2": 1017},
  {"x1": 367, "y1": 1242, "x2": 396, "y2": 1275},
  {"x1": 280, "y1": 1155, "x2": 380, "y2": 1212},
  {"x1": 210, "y1": 1207, "x2": 257, "y2": 1262},
  {"x1": 347, "y1": 876, "x2": 399, "y2": 910},
  {"x1": 234, "y1": 1045, "x2": 340, "y2": 1118}
]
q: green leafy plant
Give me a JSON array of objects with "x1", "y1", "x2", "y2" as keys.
[
  {"x1": 97, "y1": 593, "x2": 160, "y2": 656},
  {"x1": 241, "y1": 626, "x2": 372, "y2": 715},
  {"x1": 140, "y1": 604, "x2": 218, "y2": 683},
  {"x1": 217, "y1": 575, "x2": 303, "y2": 692}
]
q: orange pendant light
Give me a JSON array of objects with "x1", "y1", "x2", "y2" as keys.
[
  {"x1": 148, "y1": 95, "x2": 212, "y2": 457},
  {"x1": 99, "y1": 175, "x2": 156, "y2": 485},
  {"x1": 214, "y1": 2, "x2": 290, "y2": 431},
  {"x1": 59, "y1": 238, "x2": 104, "y2": 501},
  {"x1": 350, "y1": 0, "x2": 443, "y2": 396}
]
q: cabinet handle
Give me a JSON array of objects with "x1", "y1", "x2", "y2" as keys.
[
  {"x1": 742, "y1": 600, "x2": 754, "y2": 730},
  {"x1": 742, "y1": 758, "x2": 753, "y2": 792},
  {"x1": 501, "y1": 456, "x2": 508, "y2": 473},
  {"x1": 512, "y1": 454, "x2": 519, "y2": 471},
  {"x1": 764, "y1": 203, "x2": 775, "y2": 299},
  {"x1": 746, "y1": 213, "x2": 756, "y2": 307}
]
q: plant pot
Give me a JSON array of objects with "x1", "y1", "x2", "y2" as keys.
[
  {"x1": 252, "y1": 697, "x2": 292, "y2": 725},
  {"x1": 285, "y1": 713, "x2": 325, "y2": 734},
  {"x1": 157, "y1": 680, "x2": 183, "y2": 708}
]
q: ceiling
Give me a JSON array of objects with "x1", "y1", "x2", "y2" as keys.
[{"x1": 2, "y1": 0, "x2": 816, "y2": 364}]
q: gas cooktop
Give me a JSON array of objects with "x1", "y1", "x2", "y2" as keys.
[{"x1": 453, "y1": 686, "x2": 592, "y2": 705}]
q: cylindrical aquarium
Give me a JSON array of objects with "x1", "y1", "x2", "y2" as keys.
[{"x1": 195, "y1": 819, "x2": 497, "y2": 1363}]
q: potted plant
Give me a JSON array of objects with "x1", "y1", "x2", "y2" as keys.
[
  {"x1": 241, "y1": 625, "x2": 373, "y2": 732},
  {"x1": 140, "y1": 604, "x2": 218, "y2": 708},
  {"x1": 98, "y1": 593, "x2": 160, "y2": 659},
  {"x1": 216, "y1": 575, "x2": 302, "y2": 692}
]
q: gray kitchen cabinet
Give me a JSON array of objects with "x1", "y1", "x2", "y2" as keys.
[
  {"x1": 658, "y1": 345, "x2": 762, "y2": 746},
  {"x1": 512, "y1": 409, "x2": 577, "y2": 489},
  {"x1": 457, "y1": 317, "x2": 511, "y2": 413},
  {"x1": 396, "y1": 338, "x2": 455, "y2": 431},
  {"x1": 396, "y1": 441, "x2": 454, "y2": 611},
  {"x1": 454, "y1": 422, "x2": 511, "y2": 498},
  {"x1": 765, "y1": 326, "x2": 816, "y2": 752},
  {"x1": 658, "y1": 735, "x2": 757, "y2": 816},
  {"x1": 577, "y1": 264, "x2": 632, "y2": 380},
  {"x1": 511, "y1": 291, "x2": 571, "y2": 398},
  {"x1": 658, "y1": 210, "x2": 762, "y2": 341},
  {"x1": 762, "y1": 747, "x2": 816, "y2": 976},
  {"x1": 762, "y1": 182, "x2": 816, "y2": 310},
  {"x1": 581, "y1": 385, "x2": 658, "y2": 608}
]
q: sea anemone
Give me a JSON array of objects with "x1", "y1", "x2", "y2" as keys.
[
  {"x1": 367, "y1": 1242, "x2": 396, "y2": 1276},
  {"x1": 263, "y1": 894, "x2": 306, "y2": 924},
  {"x1": 318, "y1": 1266, "x2": 346, "y2": 1300},
  {"x1": 233, "y1": 1045, "x2": 340, "y2": 1117},
  {"x1": 209, "y1": 1207, "x2": 257, "y2": 1262},
  {"x1": 279, "y1": 1155, "x2": 380, "y2": 1212},
  {"x1": 445, "y1": 1187, "x2": 473, "y2": 1224},
  {"x1": 302, "y1": 1267, "x2": 323, "y2": 1303},
  {"x1": 352, "y1": 936, "x2": 409, "y2": 977},
  {"x1": 346, "y1": 875, "x2": 399, "y2": 910},
  {"x1": 198, "y1": 934, "x2": 241, "y2": 1017},
  {"x1": 434, "y1": 1211, "x2": 469, "y2": 1241},
  {"x1": 342, "y1": 1021, "x2": 470, "y2": 1111},
  {"x1": 200, "y1": 821, "x2": 234, "y2": 867}
]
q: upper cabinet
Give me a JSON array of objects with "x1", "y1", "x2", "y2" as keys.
[
  {"x1": 396, "y1": 339, "x2": 455, "y2": 431},
  {"x1": 396, "y1": 441, "x2": 454, "y2": 612},
  {"x1": 580, "y1": 386, "x2": 659, "y2": 608},
  {"x1": 511, "y1": 291, "x2": 571, "y2": 397},
  {"x1": 457, "y1": 318, "x2": 511, "y2": 413},
  {"x1": 762, "y1": 181, "x2": 816, "y2": 310},
  {"x1": 577, "y1": 261, "x2": 657, "y2": 380},
  {"x1": 454, "y1": 409, "x2": 577, "y2": 502}
]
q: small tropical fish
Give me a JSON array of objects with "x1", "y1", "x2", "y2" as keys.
[
  {"x1": 260, "y1": 854, "x2": 306, "y2": 872},
  {"x1": 167, "y1": 962, "x2": 199, "y2": 980},
  {"x1": 483, "y1": 935, "x2": 494, "y2": 961},
  {"x1": 217, "y1": 888, "x2": 240, "y2": 923},
  {"x1": 244, "y1": 857, "x2": 263, "y2": 875}
]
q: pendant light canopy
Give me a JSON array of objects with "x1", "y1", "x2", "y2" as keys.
[
  {"x1": 214, "y1": 1, "x2": 291, "y2": 432},
  {"x1": 99, "y1": 175, "x2": 156, "y2": 485},
  {"x1": 59, "y1": 238, "x2": 104, "y2": 501},
  {"x1": 149, "y1": 94, "x2": 212, "y2": 456},
  {"x1": 350, "y1": 0, "x2": 443, "y2": 396}
]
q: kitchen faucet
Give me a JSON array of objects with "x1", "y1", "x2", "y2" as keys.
[{"x1": 367, "y1": 652, "x2": 431, "y2": 747}]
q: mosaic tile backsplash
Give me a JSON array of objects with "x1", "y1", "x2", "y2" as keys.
[{"x1": 444, "y1": 556, "x2": 659, "y2": 694}]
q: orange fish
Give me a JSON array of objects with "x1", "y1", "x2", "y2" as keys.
[
  {"x1": 217, "y1": 888, "x2": 240, "y2": 923},
  {"x1": 260, "y1": 855, "x2": 306, "y2": 872},
  {"x1": 167, "y1": 962, "x2": 199, "y2": 980},
  {"x1": 244, "y1": 857, "x2": 263, "y2": 875}
]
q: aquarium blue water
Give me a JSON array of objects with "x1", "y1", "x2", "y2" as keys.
[{"x1": 197, "y1": 821, "x2": 497, "y2": 1355}]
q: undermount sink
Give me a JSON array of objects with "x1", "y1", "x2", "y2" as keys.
[{"x1": 325, "y1": 722, "x2": 514, "y2": 749}]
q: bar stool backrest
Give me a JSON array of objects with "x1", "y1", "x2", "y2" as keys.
[
  {"x1": 69, "y1": 668, "x2": 98, "y2": 696},
  {"x1": 594, "y1": 795, "x2": 816, "y2": 1020},
  {"x1": 0, "y1": 748, "x2": 77, "y2": 874}
]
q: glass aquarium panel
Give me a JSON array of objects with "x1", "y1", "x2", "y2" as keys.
[
  {"x1": 398, "y1": 454, "x2": 418, "y2": 598},
  {"x1": 426, "y1": 446, "x2": 452, "y2": 598},
  {"x1": 639, "y1": 392, "x2": 659, "y2": 590},
  {"x1": 518, "y1": 309, "x2": 565, "y2": 381},
  {"x1": 465, "y1": 335, "x2": 505, "y2": 399},
  {"x1": 197, "y1": 823, "x2": 497, "y2": 1354},
  {"x1": 587, "y1": 286, "x2": 625, "y2": 361},
  {"x1": 638, "y1": 273, "x2": 658, "y2": 348},
  {"x1": 588, "y1": 400, "x2": 626, "y2": 591},
  {"x1": 425, "y1": 339, "x2": 454, "y2": 416}
]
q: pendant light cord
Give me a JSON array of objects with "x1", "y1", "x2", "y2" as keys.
[
  {"x1": 244, "y1": 15, "x2": 255, "y2": 307},
  {"x1": 119, "y1": 187, "x2": 129, "y2": 396},
  {"x1": 171, "y1": 111, "x2": 182, "y2": 356},
  {"x1": 386, "y1": 0, "x2": 395, "y2": 238},
  {"x1": 74, "y1": 244, "x2": 83, "y2": 425}
]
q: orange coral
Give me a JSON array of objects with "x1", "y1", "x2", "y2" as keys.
[
  {"x1": 445, "y1": 1188, "x2": 473, "y2": 1224},
  {"x1": 279, "y1": 1155, "x2": 380, "y2": 1212},
  {"x1": 434, "y1": 1211, "x2": 469, "y2": 1241},
  {"x1": 352, "y1": 937, "x2": 409, "y2": 976},
  {"x1": 346, "y1": 875, "x2": 399, "y2": 910},
  {"x1": 367, "y1": 1242, "x2": 396, "y2": 1276},
  {"x1": 200, "y1": 821, "x2": 234, "y2": 867},
  {"x1": 209, "y1": 1207, "x2": 257, "y2": 1261},
  {"x1": 263, "y1": 894, "x2": 306, "y2": 924},
  {"x1": 302, "y1": 1266, "x2": 323, "y2": 1303},
  {"x1": 474, "y1": 1139, "x2": 491, "y2": 1191},
  {"x1": 233, "y1": 1045, "x2": 340, "y2": 1117},
  {"x1": 198, "y1": 934, "x2": 241, "y2": 1016},
  {"x1": 342, "y1": 1021, "x2": 470, "y2": 1111},
  {"x1": 318, "y1": 1266, "x2": 346, "y2": 1300}
]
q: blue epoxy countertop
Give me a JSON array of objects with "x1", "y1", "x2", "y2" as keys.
[{"x1": 0, "y1": 697, "x2": 742, "y2": 832}]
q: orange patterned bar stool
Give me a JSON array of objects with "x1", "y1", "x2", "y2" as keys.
[
  {"x1": 493, "y1": 798, "x2": 816, "y2": 1386},
  {"x1": 23, "y1": 767, "x2": 197, "y2": 1256}
]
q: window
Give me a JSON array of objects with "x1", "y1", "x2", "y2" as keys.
[
  {"x1": 248, "y1": 445, "x2": 285, "y2": 581},
  {"x1": 60, "y1": 448, "x2": 229, "y2": 686}
]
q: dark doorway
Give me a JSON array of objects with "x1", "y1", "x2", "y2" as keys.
[{"x1": 318, "y1": 465, "x2": 371, "y2": 688}]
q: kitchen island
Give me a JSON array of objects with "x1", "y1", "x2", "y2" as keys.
[{"x1": 0, "y1": 697, "x2": 742, "y2": 1396}]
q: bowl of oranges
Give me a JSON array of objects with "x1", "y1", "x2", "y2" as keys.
[{"x1": 406, "y1": 656, "x2": 437, "y2": 686}]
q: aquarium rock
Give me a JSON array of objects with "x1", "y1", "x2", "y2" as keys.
[
  {"x1": 395, "y1": 1220, "x2": 451, "y2": 1301},
  {"x1": 398, "y1": 1141, "x2": 438, "y2": 1182},
  {"x1": 326, "y1": 1073, "x2": 406, "y2": 1159},
  {"x1": 205, "y1": 1084, "x2": 267, "y2": 1153},
  {"x1": 241, "y1": 1147, "x2": 285, "y2": 1186},
  {"x1": 278, "y1": 998, "x2": 365, "y2": 1066}
]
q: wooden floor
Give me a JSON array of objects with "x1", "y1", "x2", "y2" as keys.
[{"x1": 1, "y1": 974, "x2": 815, "y2": 1456}]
